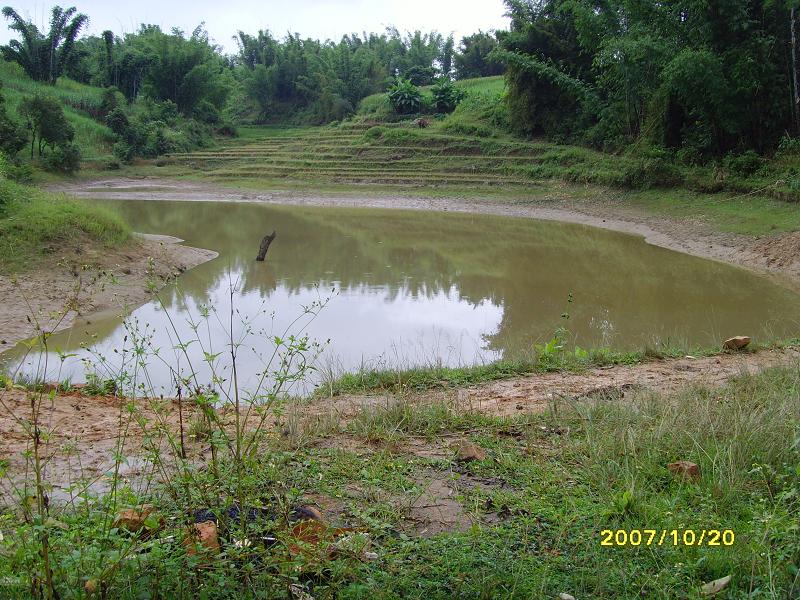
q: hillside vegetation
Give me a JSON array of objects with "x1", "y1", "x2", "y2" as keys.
[{"x1": 0, "y1": 61, "x2": 115, "y2": 164}]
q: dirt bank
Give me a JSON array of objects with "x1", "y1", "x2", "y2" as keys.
[
  {"x1": 51, "y1": 177, "x2": 800, "y2": 291},
  {"x1": 1, "y1": 345, "x2": 797, "y2": 498},
  {"x1": 0, "y1": 234, "x2": 218, "y2": 348}
]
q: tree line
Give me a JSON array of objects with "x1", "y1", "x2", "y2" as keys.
[
  {"x1": 2, "y1": 1, "x2": 799, "y2": 171},
  {"x1": 497, "y1": 0, "x2": 800, "y2": 158}
]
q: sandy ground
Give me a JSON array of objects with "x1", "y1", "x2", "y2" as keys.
[
  {"x1": 51, "y1": 177, "x2": 800, "y2": 291},
  {"x1": 0, "y1": 233, "x2": 218, "y2": 348}
]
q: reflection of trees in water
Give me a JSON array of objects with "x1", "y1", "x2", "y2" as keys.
[{"x1": 108, "y1": 200, "x2": 800, "y2": 355}]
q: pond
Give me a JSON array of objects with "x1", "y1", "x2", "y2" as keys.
[{"x1": 4, "y1": 200, "x2": 800, "y2": 396}]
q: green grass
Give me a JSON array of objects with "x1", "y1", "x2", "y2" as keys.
[
  {"x1": 0, "y1": 60, "x2": 116, "y2": 163},
  {"x1": 0, "y1": 177, "x2": 130, "y2": 273},
  {"x1": 1, "y1": 362, "x2": 797, "y2": 598},
  {"x1": 316, "y1": 336, "x2": 799, "y2": 397},
  {"x1": 106, "y1": 75, "x2": 800, "y2": 238}
]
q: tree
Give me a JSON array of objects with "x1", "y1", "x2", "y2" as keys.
[
  {"x1": 1, "y1": 5, "x2": 88, "y2": 84},
  {"x1": 19, "y1": 95, "x2": 75, "y2": 158},
  {"x1": 440, "y1": 35, "x2": 455, "y2": 79},
  {"x1": 497, "y1": 0, "x2": 794, "y2": 154},
  {"x1": 454, "y1": 31, "x2": 504, "y2": 80},
  {"x1": 0, "y1": 82, "x2": 27, "y2": 156}
]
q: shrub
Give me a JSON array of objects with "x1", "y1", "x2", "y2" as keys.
[
  {"x1": 0, "y1": 83, "x2": 27, "y2": 157},
  {"x1": 105, "y1": 107, "x2": 130, "y2": 137},
  {"x1": 621, "y1": 150, "x2": 683, "y2": 188},
  {"x1": 41, "y1": 142, "x2": 81, "y2": 174},
  {"x1": 99, "y1": 87, "x2": 125, "y2": 118},
  {"x1": 723, "y1": 150, "x2": 764, "y2": 177},
  {"x1": 431, "y1": 79, "x2": 466, "y2": 114},
  {"x1": 387, "y1": 78, "x2": 423, "y2": 115}
]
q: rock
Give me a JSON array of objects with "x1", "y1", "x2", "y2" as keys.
[
  {"x1": 455, "y1": 441, "x2": 487, "y2": 462},
  {"x1": 289, "y1": 584, "x2": 315, "y2": 600},
  {"x1": 667, "y1": 460, "x2": 700, "y2": 482},
  {"x1": 559, "y1": 594, "x2": 576, "y2": 600},
  {"x1": 701, "y1": 575, "x2": 731, "y2": 596},
  {"x1": 184, "y1": 521, "x2": 220, "y2": 555},
  {"x1": 293, "y1": 505, "x2": 324, "y2": 523},
  {"x1": 113, "y1": 505, "x2": 157, "y2": 533},
  {"x1": 364, "y1": 551, "x2": 379, "y2": 561},
  {"x1": 722, "y1": 336, "x2": 750, "y2": 351}
]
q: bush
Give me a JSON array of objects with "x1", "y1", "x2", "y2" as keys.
[
  {"x1": 216, "y1": 122, "x2": 238, "y2": 137},
  {"x1": 105, "y1": 107, "x2": 130, "y2": 137},
  {"x1": 99, "y1": 87, "x2": 125, "y2": 118},
  {"x1": 723, "y1": 150, "x2": 764, "y2": 177},
  {"x1": 387, "y1": 78, "x2": 423, "y2": 115},
  {"x1": 431, "y1": 79, "x2": 466, "y2": 114},
  {"x1": 621, "y1": 150, "x2": 683, "y2": 188},
  {"x1": 441, "y1": 119, "x2": 493, "y2": 138},
  {"x1": 41, "y1": 143, "x2": 81, "y2": 174}
]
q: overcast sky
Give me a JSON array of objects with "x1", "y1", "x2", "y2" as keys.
[{"x1": 0, "y1": 1, "x2": 510, "y2": 53}]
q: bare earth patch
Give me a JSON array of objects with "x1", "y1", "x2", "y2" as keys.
[
  {"x1": 0, "y1": 233, "x2": 218, "y2": 347},
  {"x1": 1, "y1": 346, "x2": 797, "y2": 504}
]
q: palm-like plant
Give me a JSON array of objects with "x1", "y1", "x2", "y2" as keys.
[
  {"x1": 1, "y1": 5, "x2": 88, "y2": 84},
  {"x1": 387, "y1": 78, "x2": 423, "y2": 115}
]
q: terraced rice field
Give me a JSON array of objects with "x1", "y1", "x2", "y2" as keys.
[{"x1": 164, "y1": 122, "x2": 629, "y2": 191}]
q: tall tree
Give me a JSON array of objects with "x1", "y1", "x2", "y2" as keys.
[{"x1": 1, "y1": 5, "x2": 88, "y2": 84}]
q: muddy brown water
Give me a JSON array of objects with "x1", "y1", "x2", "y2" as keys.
[{"x1": 3, "y1": 200, "x2": 800, "y2": 396}]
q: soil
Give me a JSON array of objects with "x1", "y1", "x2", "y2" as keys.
[
  {"x1": 1, "y1": 345, "x2": 797, "y2": 506},
  {"x1": 0, "y1": 233, "x2": 218, "y2": 347},
  {"x1": 50, "y1": 177, "x2": 800, "y2": 291}
]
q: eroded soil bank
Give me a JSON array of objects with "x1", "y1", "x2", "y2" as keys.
[
  {"x1": 0, "y1": 233, "x2": 218, "y2": 347},
  {"x1": 1, "y1": 345, "x2": 797, "y2": 498},
  {"x1": 51, "y1": 177, "x2": 800, "y2": 291}
]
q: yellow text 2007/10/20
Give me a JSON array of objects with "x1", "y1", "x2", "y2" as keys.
[{"x1": 600, "y1": 529, "x2": 735, "y2": 547}]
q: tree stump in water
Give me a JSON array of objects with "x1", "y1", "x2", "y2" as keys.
[{"x1": 256, "y1": 230, "x2": 277, "y2": 261}]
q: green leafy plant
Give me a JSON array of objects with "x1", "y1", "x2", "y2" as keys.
[
  {"x1": 431, "y1": 78, "x2": 465, "y2": 113},
  {"x1": 387, "y1": 78, "x2": 423, "y2": 115}
]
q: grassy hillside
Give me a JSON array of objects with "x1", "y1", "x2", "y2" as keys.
[
  {"x1": 0, "y1": 61, "x2": 115, "y2": 164},
  {"x1": 0, "y1": 177, "x2": 129, "y2": 273},
  {"x1": 140, "y1": 76, "x2": 800, "y2": 237}
]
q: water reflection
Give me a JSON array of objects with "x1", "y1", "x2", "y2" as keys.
[{"x1": 4, "y1": 200, "x2": 800, "y2": 395}]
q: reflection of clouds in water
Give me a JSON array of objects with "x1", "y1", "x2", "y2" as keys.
[
  {"x1": 8, "y1": 276, "x2": 504, "y2": 397},
  {"x1": 588, "y1": 309, "x2": 616, "y2": 347}
]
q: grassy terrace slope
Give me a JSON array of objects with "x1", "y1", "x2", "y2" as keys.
[
  {"x1": 151, "y1": 122, "x2": 800, "y2": 237},
  {"x1": 162, "y1": 124, "x2": 635, "y2": 192}
]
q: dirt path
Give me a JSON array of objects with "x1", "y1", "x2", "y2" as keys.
[
  {"x1": 51, "y1": 177, "x2": 800, "y2": 291},
  {"x1": 0, "y1": 234, "x2": 218, "y2": 348}
]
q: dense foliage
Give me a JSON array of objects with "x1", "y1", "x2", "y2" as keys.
[
  {"x1": 0, "y1": 81, "x2": 26, "y2": 157},
  {"x1": 454, "y1": 31, "x2": 505, "y2": 80},
  {"x1": 498, "y1": 0, "x2": 798, "y2": 156},
  {"x1": 1, "y1": 5, "x2": 87, "y2": 84}
]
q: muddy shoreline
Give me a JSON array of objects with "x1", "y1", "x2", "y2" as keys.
[
  {"x1": 0, "y1": 233, "x2": 218, "y2": 348},
  {"x1": 3, "y1": 175, "x2": 800, "y2": 495},
  {"x1": 51, "y1": 177, "x2": 800, "y2": 292}
]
